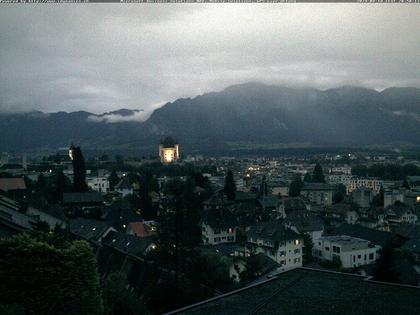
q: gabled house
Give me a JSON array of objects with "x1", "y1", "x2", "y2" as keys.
[
  {"x1": 114, "y1": 178, "x2": 133, "y2": 197},
  {"x1": 201, "y1": 208, "x2": 237, "y2": 245},
  {"x1": 69, "y1": 217, "x2": 116, "y2": 246},
  {"x1": 300, "y1": 183, "x2": 335, "y2": 206},
  {"x1": 246, "y1": 221, "x2": 303, "y2": 269},
  {"x1": 63, "y1": 192, "x2": 104, "y2": 218},
  {"x1": 384, "y1": 203, "x2": 418, "y2": 227},
  {"x1": 279, "y1": 197, "x2": 309, "y2": 217},
  {"x1": 126, "y1": 221, "x2": 156, "y2": 238},
  {"x1": 26, "y1": 206, "x2": 67, "y2": 230},
  {"x1": 324, "y1": 203, "x2": 359, "y2": 225},
  {"x1": 283, "y1": 210, "x2": 324, "y2": 241}
]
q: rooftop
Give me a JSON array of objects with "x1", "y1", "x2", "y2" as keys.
[
  {"x1": 0, "y1": 177, "x2": 26, "y2": 192},
  {"x1": 328, "y1": 223, "x2": 394, "y2": 247},
  {"x1": 168, "y1": 268, "x2": 420, "y2": 315},
  {"x1": 301, "y1": 183, "x2": 335, "y2": 191},
  {"x1": 318, "y1": 235, "x2": 370, "y2": 247},
  {"x1": 63, "y1": 192, "x2": 104, "y2": 204}
]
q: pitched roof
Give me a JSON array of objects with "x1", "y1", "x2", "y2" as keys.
[
  {"x1": 115, "y1": 178, "x2": 132, "y2": 190},
  {"x1": 202, "y1": 208, "x2": 237, "y2": 230},
  {"x1": 282, "y1": 197, "x2": 307, "y2": 214},
  {"x1": 258, "y1": 195, "x2": 280, "y2": 209},
  {"x1": 284, "y1": 211, "x2": 324, "y2": 233},
  {"x1": 102, "y1": 230, "x2": 155, "y2": 257},
  {"x1": 128, "y1": 221, "x2": 152, "y2": 238},
  {"x1": 63, "y1": 192, "x2": 103, "y2": 204},
  {"x1": 247, "y1": 221, "x2": 301, "y2": 243},
  {"x1": 69, "y1": 218, "x2": 110, "y2": 242},
  {"x1": 328, "y1": 223, "x2": 394, "y2": 247},
  {"x1": 0, "y1": 177, "x2": 26, "y2": 191},
  {"x1": 0, "y1": 201, "x2": 35, "y2": 232}
]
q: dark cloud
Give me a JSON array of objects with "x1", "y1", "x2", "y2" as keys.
[{"x1": 0, "y1": 5, "x2": 419, "y2": 115}]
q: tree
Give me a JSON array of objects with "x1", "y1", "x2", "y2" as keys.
[
  {"x1": 351, "y1": 164, "x2": 368, "y2": 177},
  {"x1": 312, "y1": 163, "x2": 325, "y2": 183},
  {"x1": 224, "y1": 170, "x2": 236, "y2": 201},
  {"x1": 372, "y1": 185, "x2": 384, "y2": 207},
  {"x1": 302, "y1": 233, "x2": 314, "y2": 264},
  {"x1": 54, "y1": 171, "x2": 69, "y2": 203},
  {"x1": 373, "y1": 241, "x2": 400, "y2": 283},
  {"x1": 289, "y1": 176, "x2": 303, "y2": 197},
  {"x1": 102, "y1": 273, "x2": 144, "y2": 315},
  {"x1": 108, "y1": 170, "x2": 119, "y2": 191},
  {"x1": 0, "y1": 233, "x2": 103, "y2": 315},
  {"x1": 332, "y1": 184, "x2": 346, "y2": 204},
  {"x1": 71, "y1": 145, "x2": 88, "y2": 192}
]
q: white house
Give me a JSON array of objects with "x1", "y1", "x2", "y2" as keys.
[
  {"x1": 201, "y1": 208, "x2": 237, "y2": 245},
  {"x1": 300, "y1": 183, "x2": 335, "y2": 206},
  {"x1": 247, "y1": 221, "x2": 303, "y2": 270},
  {"x1": 313, "y1": 235, "x2": 380, "y2": 269},
  {"x1": 87, "y1": 176, "x2": 110, "y2": 193}
]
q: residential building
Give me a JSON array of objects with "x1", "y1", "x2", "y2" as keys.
[
  {"x1": 384, "y1": 204, "x2": 418, "y2": 227},
  {"x1": 352, "y1": 187, "x2": 373, "y2": 208},
  {"x1": 26, "y1": 207, "x2": 67, "y2": 230},
  {"x1": 247, "y1": 221, "x2": 303, "y2": 269},
  {"x1": 63, "y1": 192, "x2": 104, "y2": 218},
  {"x1": 87, "y1": 176, "x2": 110, "y2": 193},
  {"x1": 384, "y1": 188, "x2": 405, "y2": 208},
  {"x1": 114, "y1": 178, "x2": 133, "y2": 197},
  {"x1": 300, "y1": 183, "x2": 335, "y2": 206},
  {"x1": 347, "y1": 178, "x2": 382, "y2": 195},
  {"x1": 284, "y1": 210, "x2": 324, "y2": 241},
  {"x1": 328, "y1": 223, "x2": 394, "y2": 248},
  {"x1": 313, "y1": 235, "x2": 380, "y2": 268},
  {"x1": 201, "y1": 208, "x2": 237, "y2": 245}
]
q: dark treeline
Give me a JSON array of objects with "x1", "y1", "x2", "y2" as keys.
[{"x1": 351, "y1": 163, "x2": 420, "y2": 180}]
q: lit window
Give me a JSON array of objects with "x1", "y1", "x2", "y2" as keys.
[
  {"x1": 416, "y1": 196, "x2": 420, "y2": 203},
  {"x1": 228, "y1": 227, "x2": 234, "y2": 234},
  {"x1": 294, "y1": 239, "x2": 300, "y2": 245}
]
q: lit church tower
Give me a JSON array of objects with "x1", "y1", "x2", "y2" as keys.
[{"x1": 159, "y1": 136, "x2": 180, "y2": 163}]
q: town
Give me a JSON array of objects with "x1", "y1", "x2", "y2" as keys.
[{"x1": 1, "y1": 137, "x2": 420, "y2": 314}]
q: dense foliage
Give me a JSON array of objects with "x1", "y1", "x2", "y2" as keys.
[
  {"x1": 351, "y1": 163, "x2": 420, "y2": 180},
  {"x1": 0, "y1": 233, "x2": 103, "y2": 315}
]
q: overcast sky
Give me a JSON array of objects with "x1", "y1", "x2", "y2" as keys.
[{"x1": 0, "y1": 4, "x2": 419, "y2": 116}]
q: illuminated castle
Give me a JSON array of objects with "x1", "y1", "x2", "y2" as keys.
[{"x1": 159, "y1": 136, "x2": 180, "y2": 163}]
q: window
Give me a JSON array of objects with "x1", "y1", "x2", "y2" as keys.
[
  {"x1": 364, "y1": 254, "x2": 367, "y2": 260},
  {"x1": 357, "y1": 255, "x2": 361, "y2": 259},
  {"x1": 332, "y1": 246, "x2": 340, "y2": 253},
  {"x1": 279, "y1": 251, "x2": 286, "y2": 256},
  {"x1": 294, "y1": 249, "x2": 300, "y2": 254},
  {"x1": 294, "y1": 239, "x2": 300, "y2": 245},
  {"x1": 353, "y1": 256, "x2": 355, "y2": 262},
  {"x1": 369, "y1": 253, "x2": 374, "y2": 260},
  {"x1": 325, "y1": 246, "x2": 330, "y2": 251}
]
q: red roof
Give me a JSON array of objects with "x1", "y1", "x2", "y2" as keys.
[
  {"x1": 128, "y1": 222, "x2": 152, "y2": 238},
  {"x1": 0, "y1": 178, "x2": 26, "y2": 192}
]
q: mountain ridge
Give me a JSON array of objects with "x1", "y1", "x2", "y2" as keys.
[{"x1": 1, "y1": 83, "x2": 420, "y2": 153}]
